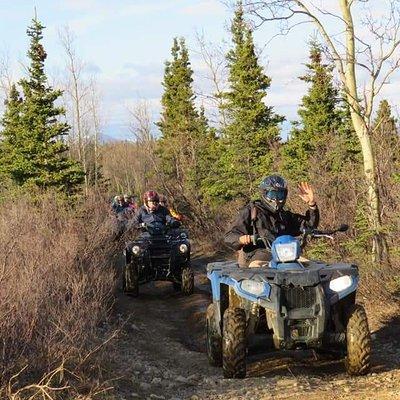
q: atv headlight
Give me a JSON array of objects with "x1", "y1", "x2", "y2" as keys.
[
  {"x1": 179, "y1": 244, "x2": 188, "y2": 253},
  {"x1": 274, "y1": 242, "x2": 298, "y2": 262},
  {"x1": 329, "y1": 275, "x2": 352, "y2": 292},
  {"x1": 132, "y1": 245, "x2": 141, "y2": 255},
  {"x1": 240, "y1": 280, "x2": 265, "y2": 296}
]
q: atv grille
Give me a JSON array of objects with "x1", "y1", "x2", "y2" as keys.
[
  {"x1": 289, "y1": 320, "x2": 311, "y2": 338},
  {"x1": 149, "y1": 240, "x2": 171, "y2": 258},
  {"x1": 282, "y1": 286, "x2": 316, "y2": 309},
  {"x1": 149, "y1": 247, "x2": 171, "y2": 258}
]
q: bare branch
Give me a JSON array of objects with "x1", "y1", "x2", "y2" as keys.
[
  {"x1": 193, "y1": 31, "x2": 228, "y2": 128},
  {"x1": 245, "y1": 0, "x2": 347, "y2": 85},
  {"x1": 0, "y1": 51, "x2": 13, "y2": 100}
]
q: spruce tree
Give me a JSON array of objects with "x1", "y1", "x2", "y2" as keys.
[
  {"x1": 373, "y1": 100, "x2": 399, "y2": 186},
  {"x1": 157, "y1": 38, "x2": 217, "y2": 214},
  {"x1": 0, "y1": 18, "x2": 84, "y2": 193},
  {"x1": 373, "y1": 100, "x2": 397, "y2": 138},
  {"x1": 217, "y1": 1, "x2": 283, "y2": 199},
  {"x1": 282, "y1": 42, "x2": 340, "y2": 181},
  {"x1": 193, "y1": 107, "x2": 219, "y2": 202},
  {"x1": 336, "y1": 98, "x2": 360, "y2": 157},
  {"x1": 157, "y1": 38, "x2": 200, "y2": 181},
  {"x1": 0, "y1": 85, "x2": 23, "y2": 180}
]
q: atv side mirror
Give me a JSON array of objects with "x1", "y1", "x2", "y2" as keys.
[{"x1": 338, "y1": 224, "x2": 349, "y2": 232}]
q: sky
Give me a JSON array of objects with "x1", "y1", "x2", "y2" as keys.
[{"x1": 0, "y1": 0, "x2": 399, "y2": 140}]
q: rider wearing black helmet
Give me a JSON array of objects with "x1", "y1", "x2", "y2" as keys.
[{"x1": 224, "y1": 175, "x2": 319, "y2": 268}]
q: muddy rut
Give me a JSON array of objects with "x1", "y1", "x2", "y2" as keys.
[{"x1": 104, "y1": 254, "x2": 400, "y2": 400}]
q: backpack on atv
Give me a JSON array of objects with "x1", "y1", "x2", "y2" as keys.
[
  {"x1": 206, "y1": 225, "x2": 371, "y2": 378},
  {"x1": 123, "y1": 221, "x2": 194, "y2": 297}
]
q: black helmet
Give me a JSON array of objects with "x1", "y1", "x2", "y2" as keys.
[{"x1": 259, "y1": 175, "x2": 288, "y2": 213}]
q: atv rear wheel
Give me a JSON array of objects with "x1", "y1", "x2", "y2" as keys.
[
  {"x1": 222, "y1": 308, "x2": 246, "y2": 379},
  {"x1": 122, "y1": 261, "x2": 139, "y2": 297},
  {"x1": 181, "y1": 267, "x2": 194, "y2": 295},
  {"x1": 345, "y1": 304, "x2": 371, "y2": 375},
  {"x1": 206, "y1": 303, "x2": 222, "y2": 367}
]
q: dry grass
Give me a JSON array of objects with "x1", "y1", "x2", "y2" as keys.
[{"x1": 0, "y1": 191, "x2": 119, "y2": 398}]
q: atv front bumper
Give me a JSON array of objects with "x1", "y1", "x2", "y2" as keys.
[{"x1": 207, "y1": 261, "x2": 358, "y2": 349}]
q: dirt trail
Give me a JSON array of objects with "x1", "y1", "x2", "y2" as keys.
[{"x1": 104, "y1": 253, "x2": 400, "y2": 400}]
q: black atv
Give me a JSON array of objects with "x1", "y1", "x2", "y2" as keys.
[{"x1": 123, "y1": 221, "x2": 194, "y2": 296}]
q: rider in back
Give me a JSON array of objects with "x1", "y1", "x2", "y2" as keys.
[
  {"x1": 159, "y1": 194, "x2": 183, "y2": 221},
  {"x1": 112, "y1": 195, "x2": 128, "y2": 214},
  {"x1": 224, "y1": 175, "x2": 319, "y2": 268},
  {"x1": 131, "y1": 190, "x2": 181, "y2": 228}
]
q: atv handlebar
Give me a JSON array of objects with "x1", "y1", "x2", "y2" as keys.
[
  {"x1": 250, "y1": 234, "x2": 272, "y2": 250},
  {"x1": 302, "y1": 224, "x2": 348, "y2": 240},
  {"x1": 138, "y1": 220, "x2": 182, "y2": 231},
  {"x1": 249, "y1": 224, "x2": 348, "y2": 249}
]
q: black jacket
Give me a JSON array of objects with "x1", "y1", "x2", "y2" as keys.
[
  {"x1": 130, "y1": 205, "x2": 180, "y2": 228},
  {"x1": 224, "y1": 200, "x2": 319, "y2": 252}
]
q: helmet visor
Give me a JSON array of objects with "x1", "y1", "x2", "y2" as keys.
[{"x1": 265, "y1": 189, "x2": 286, "y2": 201}]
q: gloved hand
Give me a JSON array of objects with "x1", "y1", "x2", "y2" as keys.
[{"x1": 168, "y1": 220, "x2": 181, "y2": 228}]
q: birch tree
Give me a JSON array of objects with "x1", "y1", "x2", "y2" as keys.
[
  {"x1": 243, "y1": 0, "x2": 400, "y2": 261},
  {"x1": 59, "y1": 27, "x2": 103, "y2": 193},
  {"x1": 128, "y1": 100, "x2": 156, "y2": 194},
  {"x1": 88, "y1": 77, "x2": 102, "y2": 190},
  {"x1": 0, "y1": 51, "x2": 13, "y2": 102},
  {"x1": 195, "y1": 32, "x2": 229, "y2": 128}
]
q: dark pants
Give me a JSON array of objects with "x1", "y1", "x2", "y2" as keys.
[{"x1": 237, "y1": 248, "x2": 271, "y2": 268}]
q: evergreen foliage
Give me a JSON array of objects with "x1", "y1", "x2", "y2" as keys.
[
  {"x1": 335, "y1": 98, "x2": 361, "y2": 164},
  {"x1": 157, "y1": 38, "x2": 198, "y2": 180},
  {"x1": 344, "y1": 201, "x2": 374, "y2": 261},
  {"x1": 157, "y1": 38, "x2": 217, "y2": 208},
  {"x1": 282, "y1": 42, "x2": 341, "y2": 181},
  {"x1": 372, "y1": 100, "x2": 400, "y2": 196},
  {"x1": 214, "y1": 1, "x2": 283, "y2": 200},
  {"x1": 0, "y1": 85, "x2": 23, "y2": 181},
  {"x1": 0, "y1": 18, "x2": 84, "y2": 193},
  {"x1": 373, "y1": 100, "x2": 398, "y2": 155}
]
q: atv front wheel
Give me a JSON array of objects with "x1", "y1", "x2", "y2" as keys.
[
  {"x1": 181, "y1": 267, "x2": 194, "y2": 295},
  {"x1": 122, "y1": 261, "x2": 139, "y2": 297},
  {"x1": 345, "y1": 304, "x2": 371, "y2": 375},
  {"x1": 222, "y1": 308, "x2": 246, "y2": 379},
  {"x1": 206, "y1": 303, "x2": 222, "y2": 366}
]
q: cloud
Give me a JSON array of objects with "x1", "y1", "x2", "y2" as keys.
[
  {"x1": 95, "y1": 62, "x2": 164, "y2": 138},
  {"x1": 84, "y1": 62, "x2": 102, "y2": 75},
  {"x1": 180, "y1": 0, "x2": 225, "y2": 16},
  {"x1": 59, "y1": 0, "x2": 100, "y2": 12},
  {"x1": 60, "y1": 0, "x2": 183, "y2": 35},
  {"x1": 68, "y1": 14, "x2": 107, "y2": 35},
  {"x1": 100, "y1": 67, "x2": 163, "y2": 102},
  {"x1": 122, "y1": 62, "x2": 163, "y2": 76},
  {"x1": 118, "y1": 1, "x2": 182, "y2": 17}
]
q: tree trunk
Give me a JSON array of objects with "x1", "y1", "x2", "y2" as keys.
[
  {"x1": 340, "y1": 0, "x2": 388, "y2": 262},
  {"x1": 351, "y1": 114, "x2": 388, "y2": 262}
]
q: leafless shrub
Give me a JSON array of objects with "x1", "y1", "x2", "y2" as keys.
[{"x1": 0, "y1": 191, "x2": 119, "y2": 396}]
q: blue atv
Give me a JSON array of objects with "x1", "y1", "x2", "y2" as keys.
[
  {"x1": 206, "y1": 225, "x2": 371, "y2": 378},
  {"x1": 123, "y1": 221, "x2": 193, "y2": 297}
]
